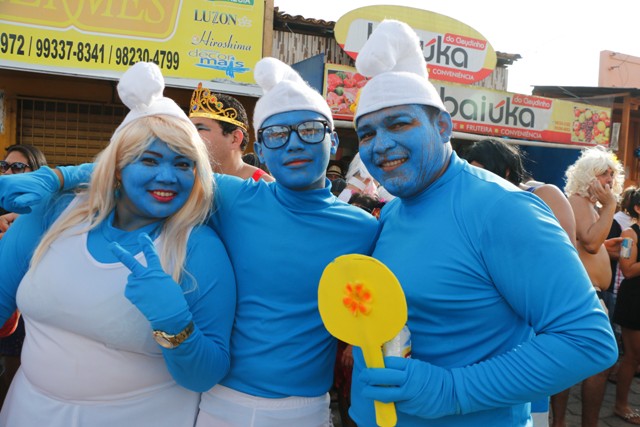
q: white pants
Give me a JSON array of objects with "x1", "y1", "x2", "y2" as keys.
[
  {"x1": 196, "y1": 385, "x2": 331, "y2": 427},
  {"x1": 532, "y1": 411, "x2": 549, "y2": 427}
]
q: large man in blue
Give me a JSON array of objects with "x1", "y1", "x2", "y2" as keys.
[
  {"x1": 0, "y1": 57, "x2": 378, "y2": 427},
  {"x1": 348, "y1": 20, "x2": 618, "y2": 426}
]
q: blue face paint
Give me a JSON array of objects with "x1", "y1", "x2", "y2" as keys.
[
  {"x1": 255, "y1": 110, "x2": 338, "y2": 191},
  {"x1": 116, "y1": 139, "x2": 195, "y2": 230},
  {"x1": 356, "y1": 104, "x2": 452, "y2": 199}
]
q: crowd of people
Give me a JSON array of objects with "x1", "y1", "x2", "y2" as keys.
[{"x1": 0, "y1": 17, "x2": 631, "y2": 427}]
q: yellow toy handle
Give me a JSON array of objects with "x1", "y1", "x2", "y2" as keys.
[{"x1": 363, "y1": 342, "x2": 397, "y2": 427}]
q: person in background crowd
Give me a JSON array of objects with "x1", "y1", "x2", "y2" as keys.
[
  {"x1": 606, "y1": 186, "x2": 635, "y2": 352},
  {"x1": 189, "y1": 84, "x2": 274, "y2": 182},
  {"x1": 348, "y1": 19, "x2": 617, "y2": 427},
  {"x1": 464, "y1": 137, "x2": 577, "y2": 427},
  {"x1": 337, "y1": 153, "x2": 395, "y2": 204},
  {"x1": 338, "y1": 152, "x2": 379, "y2": 201},
  {"x1": 0, "y1": 145, "x2": 48, "y2": 240},
  {"x1": 613, "y1": 188, "x2": 640, "y2": 425},
  {"x1": 464, "y1": 138, "x2": 576, "y2": 244},
  {"x1": 0, "y1": 62, "x2": 235, "y2": 426},
  {"x1": 348, "y1": 192, "x2": 384, "y2": 220},
  {"x1": 326, "y1": 161, "x2": 345, "y2": 181},
  {"x1": 551, "y1": 146, "x2": 624, "y2": 427},
  {"x1": 241, "y1": 152, "x2": 261, "y2": 168},
  {"x1": 330, "y1": 178, "x2": 347, "y2": 197},
  {"x1": 0, "y1": 144, "x2": 48, "y2": 410},
  {"x1": 0, "y1": 58, "x2": 379, "y2": 427}
]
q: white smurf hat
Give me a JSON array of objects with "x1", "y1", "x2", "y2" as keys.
[
  {"x1": 115, "y1": 62, "x2": 192, "y2": 134},
  {"x1": 354, "y1": 19, "x2": 446, "y2": 123},
  {"x1": 253, "y1": 57, "x2": 333, "y2": 138}
]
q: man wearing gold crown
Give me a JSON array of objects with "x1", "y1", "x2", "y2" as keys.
[
  {"x1": 189, "y1": 84, "x2": 273, "y2": 182},
  {"x1": 0, "y1": 58, "x2": 379, "y2": 426}
]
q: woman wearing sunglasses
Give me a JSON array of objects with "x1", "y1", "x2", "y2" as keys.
[
  {"x1": 0, "y1": 144, "x2": 47, "y2": 238},
  {"x1": 0, "y1": 144, "x2": 47, "y2": 409},
  {"x1": 0, "y1": 145, "x2": 47, "y2": 176}
]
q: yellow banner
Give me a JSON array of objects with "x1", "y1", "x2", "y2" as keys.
[{"x1": 0, "y1": 0, "x2": 264, "y2": 88}]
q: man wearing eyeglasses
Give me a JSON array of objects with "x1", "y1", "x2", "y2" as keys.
[
  {"x1": 194, "y1": 57, "x2": 377, "y2": 426},
  {"x1": 0, "y1": 58, "x2": 378, "y2": 427}
]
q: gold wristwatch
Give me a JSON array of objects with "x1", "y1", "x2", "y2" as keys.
[{"x1": 153, "y1": 321, "x2": 194, "y2": 349}]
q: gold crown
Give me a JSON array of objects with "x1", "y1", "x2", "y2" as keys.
[{"x1": 189, "y1": 83, "x2": 247, "y2": 131}]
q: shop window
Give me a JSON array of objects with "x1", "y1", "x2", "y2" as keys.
[{"x1": 16, "y1": 97, "x2": 127, "y2": 166}]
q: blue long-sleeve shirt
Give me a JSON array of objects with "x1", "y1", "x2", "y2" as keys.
[
  {"x1": 350, "y1": 153, "x2": 618, "y2": 426},
  {"x1": 208, "y1": 174, "x2": 379, "y2": 398}
]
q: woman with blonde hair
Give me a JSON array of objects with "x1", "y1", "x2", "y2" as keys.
[
  {"x1": 564, "y1": 145, "x2": 624, "y2": 201},
  {"x1": 0, "y1": 62, "x2": 235, "y2": 427}
]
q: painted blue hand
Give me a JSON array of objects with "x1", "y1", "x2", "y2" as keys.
[
  {"x1": 358, "y1": 356, "x2": 456, "y2": 419},
  {"x1": 110, "y1": 233, "x2": 192, "y2": 333},
  {"x1": 58, "y1": 163, "x2": 94, "y2": 191},
  {"x1": 0, "y1": 166, "x2": 60, "y2": 213}
]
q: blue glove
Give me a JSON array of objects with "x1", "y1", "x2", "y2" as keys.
[
  {"x1": 58, "y1": 163, "x2": 94, "y2": 191},
  {"x1": 0, "y1": 166, "x2": 60, "y2": 213},
  {"x1": 358, "y1": 356, "x2": 458, "y2": 419},
  {"x1": 110, "y1": 233, "x2": 192, "y2": 333}
]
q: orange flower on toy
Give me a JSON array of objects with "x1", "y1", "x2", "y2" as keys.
[{"x1": 343, "y1": 282, "x2": 372, "y2": 316}]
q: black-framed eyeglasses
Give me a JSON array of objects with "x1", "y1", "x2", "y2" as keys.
[
  {"x1": 257, "y1": 120, "x2": 330, "y2": 149},
  {"x1": 0, "y1": 161, "x2": 30, "y2": 174}
]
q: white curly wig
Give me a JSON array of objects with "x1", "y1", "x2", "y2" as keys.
[{"x1": 564, "y1": 146, "x2": 624, "y2": 199}]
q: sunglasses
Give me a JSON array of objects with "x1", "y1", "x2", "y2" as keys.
[
  {"x1": 258, "y1": 120, "x2": 330, "y2": 149},
  {"x1": 0, "y1": 161, "x2": 31, "y2": 174}
]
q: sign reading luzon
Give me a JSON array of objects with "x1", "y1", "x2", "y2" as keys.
[{"x1": 334, "y1": 5, "x2": 497, "y2": 84}]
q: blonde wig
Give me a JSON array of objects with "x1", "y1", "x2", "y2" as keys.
[
  {"x1": 31, "y1": 114, "x2": 214, "y2": 283},
  {"x1": 564, "y1": 146, "x2": 624, "y2": 199}
]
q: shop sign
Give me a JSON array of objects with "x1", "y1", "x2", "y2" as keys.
[
  {"x1": 0, "y1": 0, "x2": 264, "y2": 94},
  {"x1": 323, "y1": 65, "x2": 611, "y2": 147},
  {"x1": 438, "y1": 82, "x2": 611, "y2": 146},
  {"x1": 334, "y1": 5, "x2": 497, "y2": 84}
]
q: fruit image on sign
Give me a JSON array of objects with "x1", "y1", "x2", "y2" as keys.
[
  {"x1": 572, "y1": 107, "x2": 611, "y2": 145},
  {"x1": 323, "y1": 64, "x2": 370, "y2": 120}
]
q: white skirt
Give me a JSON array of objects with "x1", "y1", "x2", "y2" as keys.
[{"x1": 0, "y1": 369, "x2": 200, "y2": 427}]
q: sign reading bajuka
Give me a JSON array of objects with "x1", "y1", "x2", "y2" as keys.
[
  {"x1": 437, "y1": 82, "x2": 612, "y2": 146},
  {"x1": 334, "y1": 5, "x2": 497, "y2": 85},
  {"x1": 0, "y1": 0, "x2": 264, "y2": 91},
  {"x1": 323, "y1": 64, "x2": 612, "y2": 147}
]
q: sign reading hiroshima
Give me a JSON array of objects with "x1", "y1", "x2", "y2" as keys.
[{"x1": 334, "y1": 5, "x2": 497, "y2": 85}]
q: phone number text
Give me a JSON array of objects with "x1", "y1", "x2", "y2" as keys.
[{"x1": 1, "y1": 33, "x2": 179, "y2": 71}]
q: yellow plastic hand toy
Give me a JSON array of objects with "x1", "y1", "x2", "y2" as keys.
[{"x1": 318, "y1": 254, "x2": 407, "y2": 427}]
